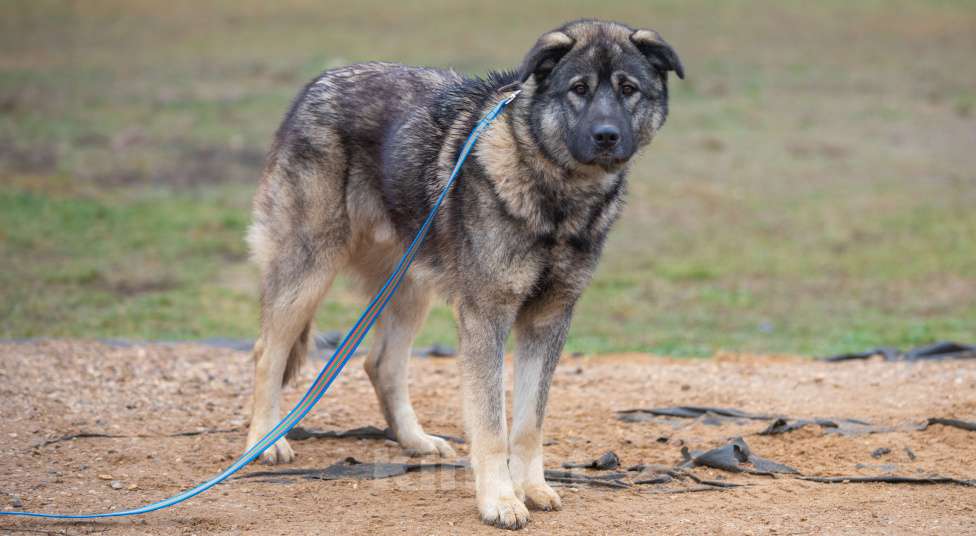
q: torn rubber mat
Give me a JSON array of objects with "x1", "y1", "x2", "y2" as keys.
[
  {"x1": 238, "y1": 454, "x2": 742, "y2": 492},
  {"x1": 239, "y1": 458, "x2": 633, "y2": 489},
  {"x1": 543, "y1": 470, "x2": 631, "y2": 489},
  {"x1": 920, "y1": 417, "x2": 976, "y2": 432},
  {"x1": 286, "y1": 425, "x2": 464, "y2": 444},
  {"x1": 757, "y1": 417, "x2": 895, "y2": 436},
  {"x1": 616, "y1": 406, "x2": 776, "y2": 424},
  {"x1": 800, "y1": 475, "x2": 976, "y2": 487},
  {"x1": 239, "y1": 457, "x2": 468, "y2": 481},
  {"x1": 31, "y1": 427, "x2": 239, "y2": 449},
  {"x1": 562, "y1": 451, "x2": 620, "y2": 470},
  {"x1": 680, "y1": 437, "x2": 798, "y2": 475},
  {"x1": 821, "y1": 341, "x2": 976, "y2": 362},
  {"x1": 0, "y1": 334, "x2": 457, "y2": 358},
  {"x1": 759, "y1": 416, "x2": 976, "y2": 436},
  {"x1": 620, "y1": 407, "x2": 973, "y2": 438}
]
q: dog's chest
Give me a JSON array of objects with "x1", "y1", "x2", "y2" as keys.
[
  {"x1": 479, "y1": 185, "x2": 621, "y2": 298},
  {"x1": 471, "y1": 199, "x2": 617, "y2": 303}
]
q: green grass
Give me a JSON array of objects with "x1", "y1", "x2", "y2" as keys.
[
  {"x1": 1, "y1": 0, "x2": 975, "y2": 357},
  {"x1": 1, "y1": 182, "x2": 251, "y2": 339}
]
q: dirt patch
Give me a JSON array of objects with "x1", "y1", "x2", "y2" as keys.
[{"x1": 0, "y1": 341, "x2": 974, "y2": 535}]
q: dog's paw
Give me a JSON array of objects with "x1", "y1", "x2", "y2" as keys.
[
  {"x1": 253, "y1": 437, "x2": 295, "y2": 465},
  {"x1": 520, "y1": 482, "x2": 561, "y2": 512},
  {"x1": 399, "y1": 432, "x2": 456, "y2": 458},
  {"x1": 479, "y1": 494, "x2": 530, "y2": 530}
]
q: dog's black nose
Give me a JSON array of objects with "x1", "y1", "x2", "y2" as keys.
[{"x1": 591, "y1": 124, "x2": 620, "y2": 149}]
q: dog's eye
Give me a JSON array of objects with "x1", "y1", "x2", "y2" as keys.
[
  {"x1": 571, "y1": 83, "x2": 588, "y2": 96},
  {"x1": 620, "y1": 83, "x2": 637, "y2": 96}
]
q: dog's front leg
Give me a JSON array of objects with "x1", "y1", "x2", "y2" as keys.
[
  {"x1": 509, "y1": 304, "x2": 571, "y2": 512},
  {"x1": 456, "y1": 298, "x2": 528, "y2": 530}
]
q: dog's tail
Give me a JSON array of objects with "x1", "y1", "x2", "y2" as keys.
[{"x1": 252, "y1": 321, "x2": 311, "y2": 386}]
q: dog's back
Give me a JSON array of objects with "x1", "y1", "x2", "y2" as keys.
[{"x1": 250, "y1": 62, "x2": 462, "y2": 269}]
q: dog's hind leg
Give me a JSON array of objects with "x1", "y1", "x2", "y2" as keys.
[
  {"x1": 244, "y1": 138, "x2": 350, "y2": 464},
  {"x1": 246, "y1": 247, "x2": 338, "y2": 464},
  {"x1": 364, "y1": 278, "x2": 455, "y2": 457},
  {"x1": 509, "y1": 303, "x2": 572, "y2": 512}
]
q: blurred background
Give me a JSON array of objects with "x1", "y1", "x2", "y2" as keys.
[{"x1": 1, "y1": 0, "x2": 973, "y2": 357}]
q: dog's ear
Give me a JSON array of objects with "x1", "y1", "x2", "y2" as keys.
[
  {"x1": 518, "y1": 30, "x2": 576, "y2": 84},
  {"x1": 630, "y1": 29, "x2": 684, "y2": 80}
]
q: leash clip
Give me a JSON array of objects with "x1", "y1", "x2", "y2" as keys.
[
  {"x1": 480, "y1": 88, "x2": 521, "y2": 124},
  {"x1": 502, "y1": 88, "x2": 521, "y2": 106}
]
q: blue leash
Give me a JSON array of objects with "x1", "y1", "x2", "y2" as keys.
[{"x1": 0, "y1": 88, "x2": 521, "y2": 520}]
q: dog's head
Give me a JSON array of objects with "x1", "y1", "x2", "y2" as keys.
[{"x1": 517, "y1": 20, "x2": 683, "y2": 172}]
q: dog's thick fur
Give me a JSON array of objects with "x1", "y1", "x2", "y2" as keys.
[{"x1": 245, "y1": 19, "x2": 682, "y2": 529}]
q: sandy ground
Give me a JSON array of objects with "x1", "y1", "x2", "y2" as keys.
[{"x1": 0, "y1": 341, "x2": 974, "y2": 535}]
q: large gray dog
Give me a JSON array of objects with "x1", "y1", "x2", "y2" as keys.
[{"x1": 245, "y1": 19, "x2": 682, "y2": 529}]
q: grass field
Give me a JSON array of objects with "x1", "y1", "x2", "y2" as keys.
[{"x1": 1, "y1": 0, "x2": 974, "y2": 356}]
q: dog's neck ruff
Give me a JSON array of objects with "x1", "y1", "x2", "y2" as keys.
[{"x1": 0, "y1": 88, "x2": 522, "y2": 520}]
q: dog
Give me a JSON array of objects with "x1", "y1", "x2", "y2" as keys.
[{"x1": 244, "y1": 19, "x2": 682, "y2": 529}]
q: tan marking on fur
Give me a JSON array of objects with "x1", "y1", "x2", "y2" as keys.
[
  {"x1": 630, "y1": 29, "x2": 663, "y2": 46},
  {"x1": 538, "y1": 30, "x2": 573, "y2": 49},
  {"x1": 478, "y1": 116, "x2": 554, "y2": 233}
]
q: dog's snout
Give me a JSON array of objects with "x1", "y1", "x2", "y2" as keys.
[{"x1": 591, "y1": 124, "x2": 621, "y2": 149}]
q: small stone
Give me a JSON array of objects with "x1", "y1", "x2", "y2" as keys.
[
  {"x1": 10, "y1": 495, "x2": 23, "y2": 508},
  {"x1": 110, "y1": 481, "x2": 124, "y2": 490},
  {"x1": 127, "y1": 484, "x2": 139, "y2": 491},
  {"x1": 97, "y1": 474, "x2": 113, "y2": 480}
]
